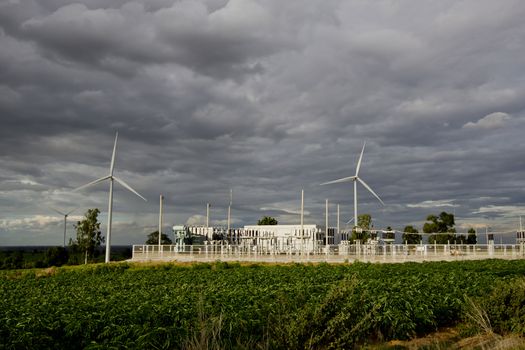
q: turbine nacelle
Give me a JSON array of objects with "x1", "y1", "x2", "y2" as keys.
[{"x1": 51, "y1": 207, "x2": 78, "y2": 217}]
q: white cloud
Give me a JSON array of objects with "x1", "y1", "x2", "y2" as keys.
[
  {"x1": 463, "y1": 112, "x2": 511, "y2": 130},
  {"x1": 0, "y1": 215, "x2": 62, "y2": 230},
  {"x1": 259, "y1": 206, "x2": 308, "y2": 215},
  {"x1": 211, "y1": 217, "x2": 243, "y2": 227},
  {"x1": 407, "y1": 200, "x2": 458, "y2": 208},
  {"x1": 186, "y1": 214, "x2": 206, "y2": 226},
  {"x1": 456, "y1": 222, "x2": 490, "y2": 231},
  {"x1": 473, "y1": 205, "x2": 525, "y2": 217}
]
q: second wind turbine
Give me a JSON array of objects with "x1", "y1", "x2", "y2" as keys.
[
  {"x1": 321, "y1": 141, "x2": 384, "y2": 227},
  {"x1": 74, "y1": 132, "x2": 147, "y2": 263},
  {"x1": 51, "y1": 207, "x2": 78, "y2": 247}
]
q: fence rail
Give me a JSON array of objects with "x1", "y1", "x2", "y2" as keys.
[{"x1": 132, "y1": 243, "x2": 525, "y2": 263}]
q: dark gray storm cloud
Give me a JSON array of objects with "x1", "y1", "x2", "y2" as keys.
[{"x1": 1, "y1": 0, "x2": 525, "y2": 245}]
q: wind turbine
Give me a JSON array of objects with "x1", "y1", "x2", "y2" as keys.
[
  {"x1": 73, "y1": 132, "x2": 147, "y2": 263},
  {"x1": 51, "y1": 207, "x2": 78, "y2": 247},
  {"x1": 321, "y1": 141, "x2": 384, "y2": 229},
  {"x1": 158, "y1": 194, "x2": 164, "y2": 248},
  {"x1": 227, "y1": 189, "x2": 232, "y2": 241}
]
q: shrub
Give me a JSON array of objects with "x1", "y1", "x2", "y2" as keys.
[
  {"x1": 483, "y1": 278, "x2": 525, "y2": 335},
  {"x1": 44, "y1": 247, "x2": 69, "y2": 267}
]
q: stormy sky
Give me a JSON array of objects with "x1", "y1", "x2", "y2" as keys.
[{"x1": 1, "y1": 0, "x2": 525, "y2": 245}]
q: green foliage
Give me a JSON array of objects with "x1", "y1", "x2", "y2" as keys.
[
  {"x1": 70, "y1": 208, "x2": 104, "y2": 264},
  {"x1": 0, "y1": 251, "x2": 24, "y2": 269},
  {"x1": 2, "y1": 260, "x2": 525, "y2": 349},
  {"x1": 351, "y1": 228, "x2": 370, "y2": 243},
  {"x1": 467, "y1": 228, "x2": 477, "y2": 244},
  {"x1": 257, "y1": 216, "x2": 278, "y2": 225},
  {"x1": 482, "y1": 278, "x2": 525, "y2": 335},
  {"x1": 0, "y1": 247, "x2": 131, "y2": 270},
  {"x1": 402, "y1": 225, "x2": 421, "y2": 244},
  {"x1": 455, "y1": 234, "x2": 467, "y2": 244},
  {"x1": 351, "y1": 214, "x2": 372, "y2": 242},
  {"x1": 44, "y1": 247, "x2": 69, "y2": 267},
  {"x1": 0, "y1": 249, "x2": 51, "y2": 269},
  {"x1": 358, "y1": 214, "x2": 372, "y2": 230},
  {"x1": 423, "y1": 212, "x2": 455, "y2": 233},
  {"x1": 424, "y1": 212, "x2": 456, "y2": 244},
  {"x1": 145, "y1": 231, "x2": 173, "y2": 245},
  {"x1": 428, "y1": 234, "x2": 454, "y2": 244}
]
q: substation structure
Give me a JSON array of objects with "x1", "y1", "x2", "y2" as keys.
[{"x1": 131, "y1": 225, "x2": 525, "y2": 263}]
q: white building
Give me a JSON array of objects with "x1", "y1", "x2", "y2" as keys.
[{"x1": 242, "y1": 224, "x2": 341, "y2": 253}]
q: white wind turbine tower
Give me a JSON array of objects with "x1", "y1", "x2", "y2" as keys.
[
  {"x1": 158, "y1": 194, "x2": 164, "y2": 248},
  {"x1": 51, "y1": 207, "x2": 78, "y2": 247},
  {"x1": 73, "y1": 132, "x2": 147, "y2": 263},
  {"x1": 227, "y1": 189, "x2": 232, "y2": 240},
  {"x1": 321, "y1": 141, "x2": 384, "y2": 228}
]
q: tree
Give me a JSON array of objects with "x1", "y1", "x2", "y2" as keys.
[
  {"x1": 454, "y1": 234, "x2": 467, "y2": 244},
  {"x1": 467, "y1": 228, "x2": 477, "y2": 244},
  {"x1": 351, "y1": 214, "x2": 372, "y2": 243},
  {"x1": 423, "y1": 212, "x2": 455, "y2": 233},
  {"x1": 357, "y1": 214, "x2": 372, "y2": 230},
  {"x1": 424, "y1": 212, "x2": 455, "y2": 244},
  {"x1": 258, "y1": 216, "x2": 278, "y2": 225},
  {"x1": 71, "y1": 208, "x2": 104, "y2": 264},
  {"x1": 44, "y1": 246, "x2": 69, "y2": 267},
  {"x1": 145, "y1": 231, "x2": 173, "y2": 245},
  {"x1": 1, "y1": 251, "x2": 23, "y2": 269},
  {"x1": 402, "y1": 225, "x2": 421, "y2": 244}
]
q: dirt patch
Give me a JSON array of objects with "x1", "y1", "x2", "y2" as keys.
[
  {"x1": 457, "y1": 333, "x2": 525, "y2": 350},
  {"x1": 368, "y1": 330, "x2": 525, "y2": 350},
  {"x1": 386, "y1": 328, "x2": 459, "y2": 349},
  {"x1": 35, "y1": 266, "x2": 58, "y2": 278}
]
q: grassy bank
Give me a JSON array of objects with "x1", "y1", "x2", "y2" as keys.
[{"x1": 1, "y1": 260, "x2": 524, "y2": 349}]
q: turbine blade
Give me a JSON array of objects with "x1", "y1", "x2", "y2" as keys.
[
  {"x1": 110, "y1": 132, "x2": 118, "y2": 175},
  {"x1": 357, "y1": 177, "x2": 384, "y2": 205},
  {"x1": 320, "y1": 176, "x2": 356, "y2": 185},
  {"x1": 50, "y1": 207, "x2": 65, "y2": 216},
  {"x1": 355, "y1": 141, "x2": 366, "y2": 176},
  {"x1": 346, "y1": 217, "x2": 354, "y2": 224},
  {"x1": 72, "y1": 175, "x2": 111, "y2": 192},
  {"x1": 65, "y1": 207, "x2": 79, "y2": 216},
  {"x1": 113, "y1": 176, "x2": 147, "y2": 201}
]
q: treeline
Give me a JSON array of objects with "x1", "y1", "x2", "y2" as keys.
[
  {"x1": 0, "y1": 246, "x2": 131, "y2": 270},
  {"x1": 351, "y1": 211, "x2": 479, "y2": 244},
  {"x1": 1, "y1": 208, "x2": 129, "y2": 270}
]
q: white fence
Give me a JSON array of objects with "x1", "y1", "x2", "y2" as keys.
[{"x1": 132, "y1": 242, "x2": 525, "y2": 263}]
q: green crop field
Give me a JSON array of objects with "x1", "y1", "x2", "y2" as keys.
[{"x1": 1, "y1": 260, "x2": 524, "y2": 349}]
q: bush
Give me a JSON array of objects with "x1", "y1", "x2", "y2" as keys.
[
  {"x1": 44, "y1": 247, "x2": 69, "y2": 267},
  {"x1": 1, "y1": 251, "x2": 23, "y2": 269},
  {"x1": 483, "y1": 278, "x2": 525, "y2": 335}
]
